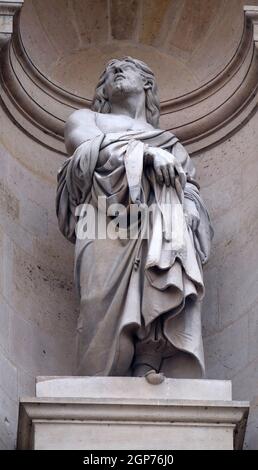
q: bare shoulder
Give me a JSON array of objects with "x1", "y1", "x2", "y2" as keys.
[
  {"x1": 66, "y1": 108, "x2": 96, "y2": 128},
  {"x1": 65, "y1": 108, "x2": 101, "y2": 155}
]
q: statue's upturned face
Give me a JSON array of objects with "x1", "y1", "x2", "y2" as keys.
[{"x1": 104, "y1": 60, "x2": 146, "y2": 102}]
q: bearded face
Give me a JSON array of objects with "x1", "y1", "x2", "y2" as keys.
[{"x1": 103, "y1": 60, "x2": 147, "y2": 102}]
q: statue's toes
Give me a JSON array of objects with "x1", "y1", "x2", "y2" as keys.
[{"x1": 145, "y1": 370, "x2": 165, "y2": 385}]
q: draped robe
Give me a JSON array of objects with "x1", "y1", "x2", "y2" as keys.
[{"x1": 56, "y1": 129, "x2": 213, "y2": 377}]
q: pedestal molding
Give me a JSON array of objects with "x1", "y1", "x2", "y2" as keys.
[{"x1": 18, "y1": 397, "x2": 249, "y2": 450}]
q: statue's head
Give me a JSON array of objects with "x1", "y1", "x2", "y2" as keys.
[{"x1": 91, "y1": 57, "x2": 160, "y2": 128}]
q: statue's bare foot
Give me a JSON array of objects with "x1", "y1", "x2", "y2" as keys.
[{"x1": 145, "y1": 369, "x2": 165, "y2": 385}]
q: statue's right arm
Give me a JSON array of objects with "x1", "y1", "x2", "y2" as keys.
[{"x1": 64, "y1": 109, "x2": 102, "y2": 156}]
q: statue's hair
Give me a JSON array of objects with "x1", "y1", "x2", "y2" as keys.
[{"x1": 91, "y1": 57, "x2": 160, "y2": 128}]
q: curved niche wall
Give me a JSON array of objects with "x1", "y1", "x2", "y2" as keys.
[
  {"x1": 1, "y1": 0, "x2": 258, "y2": 153},
  {"x1": 0, "y1": 0, "x2": 258, "y2": 449}
]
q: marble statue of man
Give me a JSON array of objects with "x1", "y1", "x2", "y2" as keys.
[{"x1": 56, "y1": 57, "x2": 213, "y2": 384}]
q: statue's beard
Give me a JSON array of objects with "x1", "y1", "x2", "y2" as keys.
[{"x1": 110, "y1": 79, "x2": 142, "y2": 98}]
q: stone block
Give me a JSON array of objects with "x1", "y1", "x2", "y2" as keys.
[
  {"x1": 204, "y1": 314, "x2": 249, "y2": 380},
  {"x1": 32, "y1": 0, "x2": 80, "y2": 55},
  {"x1": 0, "y1": 110, "x2": 60, "y2": 183},
  {"x1": 18, "y1": 377, "x2": 249, "y2": 450},
  {"x1": 9, "y1": 311, "x2": 75, "y2": 377},
  {"x1": 243, "y1": 397, "x2": 258, "y2": 450},
  {"x1": 232, "y1": 359, "x2": 258, "y2": 402},
  {"x1": 33, "y1": 221, "x2": 74, "y2": 274},
  {"x1": 0, "y1": 179, "x2": 19, "y2": 221},
  {"x1": 202, "y1": 264, "x2": 220, "y2": 337},
  {"x1": 19, "y1": 198, "x2": 48, "y2": 237},
  {"x1": 242, "y1": 157, "x2": 258, "y2": 199},
  {"x1": 0, "y1": 386, "x2": 18, "y2": 450},
  {"x1": 0, "y1": 349, "x2": 17, "y2": 402},
  {"x1": 0, "y1": 208, "x2": 34, "y2": 258},
  {"x1": 6, "y1": 242, "x2": 77, "y2": 340},
  {"x1": 140, "y1": 0, "x2": 171, "y2": 45},
  {"x1": 0, "y1": 226, "x2": 4, "y2": 294},
  {"x1": 110, "y1": 0, "x2": 139, "y2": 40},
  {"x1": 0, "y1": 437, "x2": 8, "y2": 450},
  {"x1": 216, "y1": 239, "x2": 258, "y2": 329},
  {"x1": 166, "y1": 0, "x2": 219, "y2": 55},
  {"x1": 200, "y1": 166, "x2": 242, "y2": 221},
  {"x1": 36, "y1": 376, "x2": 232, "y2": 401},
  {"x1": 72, "y1": 0, "x2": 109, "y2": 46},
  {"x1": 0, "y1": 295, "x2": 10, "y2": 353},
  {"x1": 18, "y1": 368, "x2": 36, "y2": 398},
  {"x1": 248, "y1": 304, "x2": 258, "y2": 363},
  {"x1": 6, "y1": 154, "x2": 56, "y2": 220}
]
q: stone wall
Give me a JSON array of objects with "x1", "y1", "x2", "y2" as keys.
[
  {"x1": 197, "y1": 111, "x2": 258, "y2": 450},
  {"x1": 0, "y1": 102, "x2": 257, "y2": 450},
  {"x1": 0, "y1": 108, "x2": 78, "y2": 449},
  {"x1": 0, "y1": 0, "x2": 258, "y2": 451}
]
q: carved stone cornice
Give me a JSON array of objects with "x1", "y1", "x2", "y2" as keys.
[
  {"x1": 159, "y1": 5, "x2": 258, "y2": 153},
  {"x1": 0, "y1": 0, "x2": 23, "y2": 49},
  {"x1": 17, "y1": 397, "x2": 249, "y2": 450},
  {"x1": 245, "y1": 4, "x2": 258, "y2": 43},
  {"x1": 0, "y1": 5, "x2": 258, "y2": 155}
]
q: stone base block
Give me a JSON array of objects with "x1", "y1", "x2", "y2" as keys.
[{"x1": 17, "y1": 377, "x2": 249, "y2": 450}]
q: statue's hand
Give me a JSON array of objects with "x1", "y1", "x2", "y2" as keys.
[
  {"x1": 184, "y1": 198, "x2": 200, "y2": 231},
  {"x1": 144, "y1": 146, "x2": 186, "y2": 188}
]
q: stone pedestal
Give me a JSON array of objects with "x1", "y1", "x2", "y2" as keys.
[{"x1": 17, "y1": 377, "x2": 249, "y2": 450}]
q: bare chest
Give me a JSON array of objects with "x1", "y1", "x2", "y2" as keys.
[{"x1": 95, "y1": 112, "x2": 153, "y2": 133}]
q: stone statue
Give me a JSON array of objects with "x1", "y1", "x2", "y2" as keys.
[{"x1": 56, "y1": 57, "x2": 213, "y2": 384}]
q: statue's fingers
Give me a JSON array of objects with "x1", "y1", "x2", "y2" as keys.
[
  {"x1": 168, "y1": 152, "x2": 177, "y2": 163},
  {"x1": 173, "y1": 160, "x2": 181, "y2": 173},
  {"x1": 185, "y1": 213, "x2": 192, "y2": 227},
  {"x1": 179, "y1": 171, "x2": 187, "y2": 189},
  {"x1": 174, "y1": 162, "x2": 186, "y2": 188},
  {"x1": 168, "y1": 165, "x2": 175, "y2": 187},
  {"x1": 162, "y1": 167, "x2": 170, "y2": 186},
  {"x1": 192, "y1": 218, "x2": 196, "y2": 231},
  {"x1": 192, "y1": 216, "x2": 199, "y2": 231},
  {"x1": 155, "y1": 167, "x2": 163, "y2": 185},
  {"x1": 145, "y1": 148, "x2": 154, "y2": 158}
]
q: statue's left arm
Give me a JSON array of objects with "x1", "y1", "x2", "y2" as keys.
[{"x1": 172, "y1": 141, "x2": 214, "y2": 264}]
